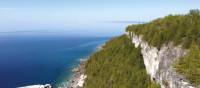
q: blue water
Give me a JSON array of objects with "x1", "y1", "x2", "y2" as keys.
[{"x1": 0, "y1": 35, "x2": 109, "y2": 88}]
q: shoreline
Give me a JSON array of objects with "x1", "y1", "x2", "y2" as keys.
[
  {"x1": 64, "y1": 42, "x2": 106, "y2": 88},
  {"x1": 67, "y1": 59, "x2": 87, "y2": 88},
  {"x1": 16, "y1": 41, "x2": 108, "y2": 88},
  {"x1": 66, "y1": 44, "x2": 105, "y2": 88}
]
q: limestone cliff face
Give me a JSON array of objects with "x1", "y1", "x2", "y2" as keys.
[{"x1": 126, "y1": 32, "x2": 196, "y2": 88}]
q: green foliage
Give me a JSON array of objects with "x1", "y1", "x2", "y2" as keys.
[
  {"x1": 84, "y1": 35, "x2": 160, "y2": 88},
  {"x1": 126, "y1": 9, "x2": 200, "y2": 48},
  {"x1": 126, "y1": 9, "x2": 200, "y2": 86},
  {"x1": 174, "y1": 41, "x2": 200, "y2": 86}
]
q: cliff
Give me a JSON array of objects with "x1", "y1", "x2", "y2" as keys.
[
  {"x1": 127, "y1": 32, "x2": 195, "y2": 88},
  {"x1": 125, "y1": 10, "x2": 200, "y2": 88},
  {"x1": 83, "y1": 10, "x2": 200, "y2": 88}
]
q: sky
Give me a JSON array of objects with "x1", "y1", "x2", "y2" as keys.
[{"x1": 0, "y1": 0, "x2": 200, "y2": 36}]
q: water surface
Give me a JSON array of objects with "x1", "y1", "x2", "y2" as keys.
[{"x1": 0, "y1": 35, "x2": 109, "y2": 88}]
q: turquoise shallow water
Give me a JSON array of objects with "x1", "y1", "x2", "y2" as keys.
[{"x1": 0, "y1": 35, "x2": 109, "y2": 88}]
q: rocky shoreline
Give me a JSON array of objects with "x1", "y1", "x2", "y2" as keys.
[
  {"x1": 66, "y1": 44, "x2": 105, "y2": 88},
  {"x1": 67, "y1": 59, "x2": 87, "y2": 88}
]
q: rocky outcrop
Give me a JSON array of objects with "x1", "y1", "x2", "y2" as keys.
[{"x1": 126, "y1": 32, "x2": 196, "y2": 88}]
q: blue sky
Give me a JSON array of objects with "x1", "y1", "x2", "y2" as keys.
[{"x1": 0, "y1": 0, "x2": 200, "y2": 36}]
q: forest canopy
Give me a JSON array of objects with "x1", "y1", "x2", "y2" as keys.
[
  {"x1": 84, "y1": 35, "x2": 160, "y2": 88},
  {"x1": 126, "y1": 9, "x2": 200, "y2": 86},
  {"x1": 126, "y1": 9, "x2": 200, "y2": 49}
]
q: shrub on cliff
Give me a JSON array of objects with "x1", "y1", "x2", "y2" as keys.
[
  {"x1": 84, "y1": 35, "x2": 160, "y2": 88},
  {"x1": 126, "y1": 9, "x2": 200, "y2": 86},
  {"x1": 126, "y1": 9, "x2": 200, "y2": 48},
  {"x1": 175, "y1": 41, "x2": 200, "y2": 86}
]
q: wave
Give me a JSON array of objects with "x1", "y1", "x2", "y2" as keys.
[{"x1": 18, "y1": 84, "x2": 51, "y2": 88}]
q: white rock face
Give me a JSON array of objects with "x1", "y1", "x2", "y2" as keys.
[{"x1": 127, "y1": 32, "x2": 196, "y2": 88}]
